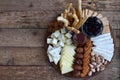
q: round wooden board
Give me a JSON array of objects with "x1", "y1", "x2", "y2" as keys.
[{"x1": 46, "y1": 10, "x2": 116, "y2": 78}]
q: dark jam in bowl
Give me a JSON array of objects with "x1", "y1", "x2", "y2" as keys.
[{"x1": 81, "y1": 17, "x2": 103, "y2": 37}]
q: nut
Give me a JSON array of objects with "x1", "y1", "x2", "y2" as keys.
[
  {"x1": 92, "y1": 62, "x2": 97, "y2": 66},
  {"x1": 89, "y1": 64, "x2": 94, "y2": 68},
  {"x1": 91, "y1": 57, "x2": 96, "y2": 62},
  {"x1": 97, "y1": 67, "x2": 100, "y2": 72},
  {"x1": 102, "y1": 59, "x2": 105, "y2": 63},
  {"x1": 88, "y1": 71, "x2": 92, "y2": 76},
  {"x1": 96, "y1": 56, "x2": 101, "y2": 64},
  {"x1": 100, "y1": 64, "x2": 105, "y2": 71},
  {"x1": 91, "y1": 68, "x2": 96, "y2": 72},
  {"x1": 97, "y1": 63, "x2": 102, "y2": 68},
  {"x1": 104, "y1": 60, "x2": 108, "y2": 65}
]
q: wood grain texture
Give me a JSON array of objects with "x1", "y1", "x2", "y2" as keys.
[
  {"x1": 0, "y1": 11, "x2": 119, "y2": 29},
  {"x1": 0, "y1": 29, "x2": 47, "y2": 47},
  {"x1": 0, "y1": 0, "x2": 119, "y2": 12},
  {"x1": 0, "y1": 47, "x2": 49, "y2": 66},
  {"x1": 0, "y1": 0, "x2": 119, "y2": 80},
  {"x1": 0, "y1": 29, "x2": 119, "y2": 47},
  {"x1": 0, "y1": 47, "x2": 119, "y2": 80}
]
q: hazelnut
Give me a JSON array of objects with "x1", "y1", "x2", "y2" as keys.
[
  {"x1": 74, "y1": 58, "x2": 83, "y2": 65},
  {"x1": 73, "y1": 64, "x2": 82, "y2": 70},
  {"x1": 72, "y1": 70, "x2": 81, "y2": 77},
  {"x1": 74, "y1": 53, "x2": 83, "y2": 59},
  {"x1": 76, "y1": 47, "x2": 84, "y2": 53}
]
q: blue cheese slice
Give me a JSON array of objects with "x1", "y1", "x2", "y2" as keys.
[
  {"x1": 51, "y1": 38, "x2": 58, "y2": 46},
  {"x1": 47, "y1": 45, "x2": 54, "y2": 62},
  {"x1": 48, "y1": 47, "x2": 61, "y2": 57},
  {"x1": 65, "y1": 32, "x2": 72, "y2": 38},
  {"x1": 53, "y1": 30, "x2": 60, "y2": 38},
  {"x1": 47, "y1": 38, "x2": 52, "y2": 44},
  {"x1": 60, "y1": 27, "x2": 66, "y2": 34},
  {"x1": 53, "y1": 54, "x2": 61, "y2": 65}
]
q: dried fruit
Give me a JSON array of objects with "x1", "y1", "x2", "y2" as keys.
[
  {"x1": 72, "y1": 70, "x2": 81, "y2": 77},
  {"x1": 76, "y1": 47, "x2": 84, "y2": 53},
  {"x1": 73, "y1": 64, "x2": 82, "y2": 70}
]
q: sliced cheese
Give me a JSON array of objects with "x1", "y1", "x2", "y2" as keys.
[
  {"x1": 51, "y1": 38, "x2": 58, "y2": 46},
  {"x1": 53, "y1": 30, "x2": 60, "y2": 38},
  {"x1": 61, "y1": 27, "x2": 66, "y2": 34},
  {"x1": 47, "y1": 38, "x2": 52, "y2": 44},
  {"x1": 48, "y1": 54, "x2": 54, "y2": 62},
  {"x1": 65, "y1": 32, "x2": 72, "y2": 38},
  {"x1": 53, "y1": 54, "x2": 61, "y2": 65},
  {"x1": 49, "y1": 47, "x2": 61, "y2": 57},
  {"x1": 61, "y1": 66, "x2": 73, "y2": 74}
]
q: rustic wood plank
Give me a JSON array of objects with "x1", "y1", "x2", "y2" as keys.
[
  {"x1": 0, "y1": 46, "x2": 119, "y2": 80},
  {"x1": 0, "y1": 66, "x2": 54, "y2": 80},
  {"x1": 0, "y1": 29, "x2": 118, "y2": 47},
  {"x1": 0, "y1": 11, "x2": 119, "y2": 29},
  {"x1": 0, "y1": 0, "x2": 119, "y2": 12},
  {"x1": 113, "y1": 29, "x2": 120, "y2": 47},
  {"x1": 0, "y1": 47, "x2": 50, "y2": 66},
  {"x1": 0, "y1": 11, "x2": 60, "y2": 29},
  {"x1": 0, "y1": 30, "x2": 119, "y2": 65},
  {"x1": 0, "y1": 29, "x2": 47, "y2": 47}
]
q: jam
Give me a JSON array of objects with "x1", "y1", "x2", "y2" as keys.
[{"x1": 81, "y1": 17, "x2": 103, "y2": 37}]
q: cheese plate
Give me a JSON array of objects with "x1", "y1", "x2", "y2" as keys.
[{"x1": 46, "y1": 0, "x2": 116, "y2": 78}]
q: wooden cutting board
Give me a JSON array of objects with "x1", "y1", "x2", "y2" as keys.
[{"x1": 46, "y1": 9, "x2": 116, "y2": 78}]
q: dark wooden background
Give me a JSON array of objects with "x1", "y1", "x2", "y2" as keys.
[{"x1": 0, "y1": 0, "x2": 119, "y2": 80}]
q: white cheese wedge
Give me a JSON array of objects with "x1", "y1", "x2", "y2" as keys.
[
  {"x1": 93, "y1": 39, "x2": 113, "y2": 45},
  {"x1": 61, "y1": 66, "x2": 73, "y2": 74},
  {"x1": 53, "y1": 54, "x2": 61, "y2": 65},
  {"x1": 60, "y1": 44, "x2": 76, "y2": 74},
  {"x1": 47, "y1": 38, "x2": 52, "y2": 44},
  {"x1": 65, "y1": 32, "x2": 72, "y2": 38},
  {"x1": 48, "y1": 46, "x2": 61, "y2": 57},
  {"x1": 51, "y1": 38, "x2": 58, "y2": 46},
  {"x1": 93, "y1": 38, "x2": 113, "y2": 44},
  {"x1": 48, "y1": 54, "x2": 54, "y2": 62},
  {"x1": 47, "y1": 45, "x2": 54, "y2": 62},
  {"x1": 47, "y1": 45, "x2": 53, "y2": 52},
  {"x1": 91, "y1": 33, "x2": 111, "y2": 41},
  {"x1": 93, "y1": 49, "x2": 113, "y2": 61},
  {"x1": 53, "y1": 30, "x2": 60, "y2": 38},
  {"x1": 60, "y1": 27, "x2": 66, "y2": 34}
]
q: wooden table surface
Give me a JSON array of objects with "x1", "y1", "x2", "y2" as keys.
[{"x1": 0, "y1": 0, "x2": 119, "y2": 80}]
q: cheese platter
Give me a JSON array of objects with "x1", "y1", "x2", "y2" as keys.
[{"x1": 46, "y1": 0, "x2": 115, "y2": 78}]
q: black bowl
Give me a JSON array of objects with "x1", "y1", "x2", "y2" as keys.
[{"x1": 81, "y1": 17, "x2": 103, "y2": 37}]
